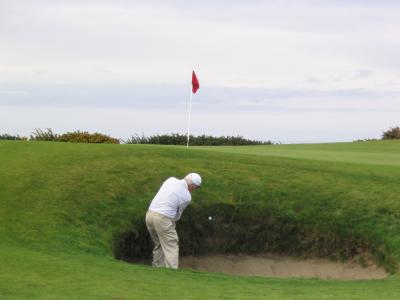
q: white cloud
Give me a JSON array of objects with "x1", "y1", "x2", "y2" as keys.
[
  {"x1": 1, "y1": 1, "x2": 400, "y2": 88},
  {"x1": 1, "y1": 1, "x2": 399, "y2": 142}
]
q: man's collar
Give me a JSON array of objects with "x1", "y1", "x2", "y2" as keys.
[{"x1": 181, "y1": 179, "x2": 189, "y2": 189}]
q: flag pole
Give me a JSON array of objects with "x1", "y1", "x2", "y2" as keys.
[
  {"x1": 186, "y1": 87, "x2": 193, "y2": 149},
  {"x1": 187, "y1": 69, "x2": 199, "y2": 149}
]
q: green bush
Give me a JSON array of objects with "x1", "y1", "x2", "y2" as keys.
[
  {"x1": 0, "y1": 133, "x2": 27, "y2": 141},
  {"x1": 125, "y1": 133, "x2": 272, "y2": 146},
  {"x1": 382, "y1": 126, "x2": 400, "y2": 140},
  {"x1": 30, "y1": 128, "x2": 58, "y2": 141}
]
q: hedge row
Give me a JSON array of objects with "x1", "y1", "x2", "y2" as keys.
[
  {"x1": 125, "y1": 133, "x2": 272, "y2": 146},
  {"x1": 2, "y1": 125, "x2": 399, "y2": 145},
  {"x1": 1, "y1": 130, "x2": 272, "y2": 146}
]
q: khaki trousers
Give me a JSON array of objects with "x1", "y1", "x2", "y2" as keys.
[{"x1": 145, "y1": 210, "x2": 179, "y2": 269}]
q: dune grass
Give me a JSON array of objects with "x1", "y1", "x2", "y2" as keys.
[{"x1": 1, "y1": 140, "x2": 400, "y2": 299}]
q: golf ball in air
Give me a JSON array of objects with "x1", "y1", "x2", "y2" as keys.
[{"x1": 208, "y1": 216, "x2": 212, "y2": 220}]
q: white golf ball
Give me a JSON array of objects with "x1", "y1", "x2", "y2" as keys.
[{"x1": 208, "y1": 216, "x2": 212, "y2": 220}]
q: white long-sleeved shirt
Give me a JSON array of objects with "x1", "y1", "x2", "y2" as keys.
[{"x1": 148, "y1": 177, "x2": 191, "y2": 221}]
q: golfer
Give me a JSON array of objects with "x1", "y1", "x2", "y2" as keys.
[{"x1": 145, "y1": 173, "x2": 201, "y2": 269}]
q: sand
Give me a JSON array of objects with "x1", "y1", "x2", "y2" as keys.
[{"x1": 179, "y1": 253, "x2": 388, "y2": 280}]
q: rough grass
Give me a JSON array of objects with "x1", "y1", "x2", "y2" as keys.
[{"x1": 1, "y1": 140, "x2": 400, "y2": 299}]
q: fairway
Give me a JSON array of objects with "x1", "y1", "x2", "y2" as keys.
[
  {"x1": 1, "y1": 140, "x2": 400, "y2": 299},
  {"x1": 192, "y1": 140, "x2": 400, "y2": 166}
]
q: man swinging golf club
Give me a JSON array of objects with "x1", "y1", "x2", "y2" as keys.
[{"x1": 145, "y1": 173, "x2": 202, "y2": 269}]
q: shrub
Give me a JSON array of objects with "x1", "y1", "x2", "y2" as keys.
[
  {"x1": 382, "y1": 126, "x2": 400, "y2": 140},
  {"x1": 124, "y1": 133, "x2": 272, "y2": 146},
  {"x1": 124, "y1": 133, "x2": 148, "y2": 144},
  {"x1": 30, "y1": 128, "x2": 59, "y2": 141},
  {"x1": 29, "y1": 128, "x2": 120, "y2": 144},
  {"x1": 58, "y1": 131, "x2": 120, "y2": 144},
  {"x1": 0, "y1": 133, "x2": 28, "y2": 141}
]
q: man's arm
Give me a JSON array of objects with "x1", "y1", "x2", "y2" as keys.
[{"x1": 174, "y1": 199, "x2": 190, "y2": 221}]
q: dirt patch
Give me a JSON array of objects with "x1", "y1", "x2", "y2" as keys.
[{"x1": 180, "y1": 253, "x2": 388, "y2": 280}]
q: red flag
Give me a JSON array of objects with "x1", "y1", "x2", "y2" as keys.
[{"x1": 192, "y1": 70, "x2": 200, "y2": 94}]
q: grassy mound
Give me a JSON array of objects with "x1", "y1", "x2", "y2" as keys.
[
  {"x1": 2, "y1": 140, "x2": 400, "y2": 270},
  {"x1": 1, "y1": 140, "x2": 400, "y2": 299}
]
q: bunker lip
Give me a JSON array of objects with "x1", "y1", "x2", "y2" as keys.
[
  {"x1": 180, "y1": 253, "x2": 388, "y2": 280},
  {"x1": 114, "y1": 203, "x2": 398, "y2": 275}
]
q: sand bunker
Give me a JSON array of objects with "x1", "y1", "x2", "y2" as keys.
[{"x1": 180, "y1": 253, "x2": 388, "y2": 280}]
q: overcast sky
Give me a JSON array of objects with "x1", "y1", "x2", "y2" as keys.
[{"x1": 1, "y1": 0, "x2": 399, "y2": 143}]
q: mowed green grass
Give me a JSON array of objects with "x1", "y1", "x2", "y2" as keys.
[
  {"x1": 192, "y1": 140, "x2": 400, "y2": 166},
  {"x1": 1, "y1": 140, "x2": 400, "y2": 299},
  {"x1": 2, "y1": 243, "x2": 400, "y2": 300}
]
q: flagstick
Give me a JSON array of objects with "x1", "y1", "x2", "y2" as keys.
[{"x1": 186, "y1": 89, "x2": 193, "y2": 149}]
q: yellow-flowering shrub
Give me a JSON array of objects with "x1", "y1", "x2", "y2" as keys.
[{"x1": 58, "y1": 131, "x2": 120, "y2": 144}]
